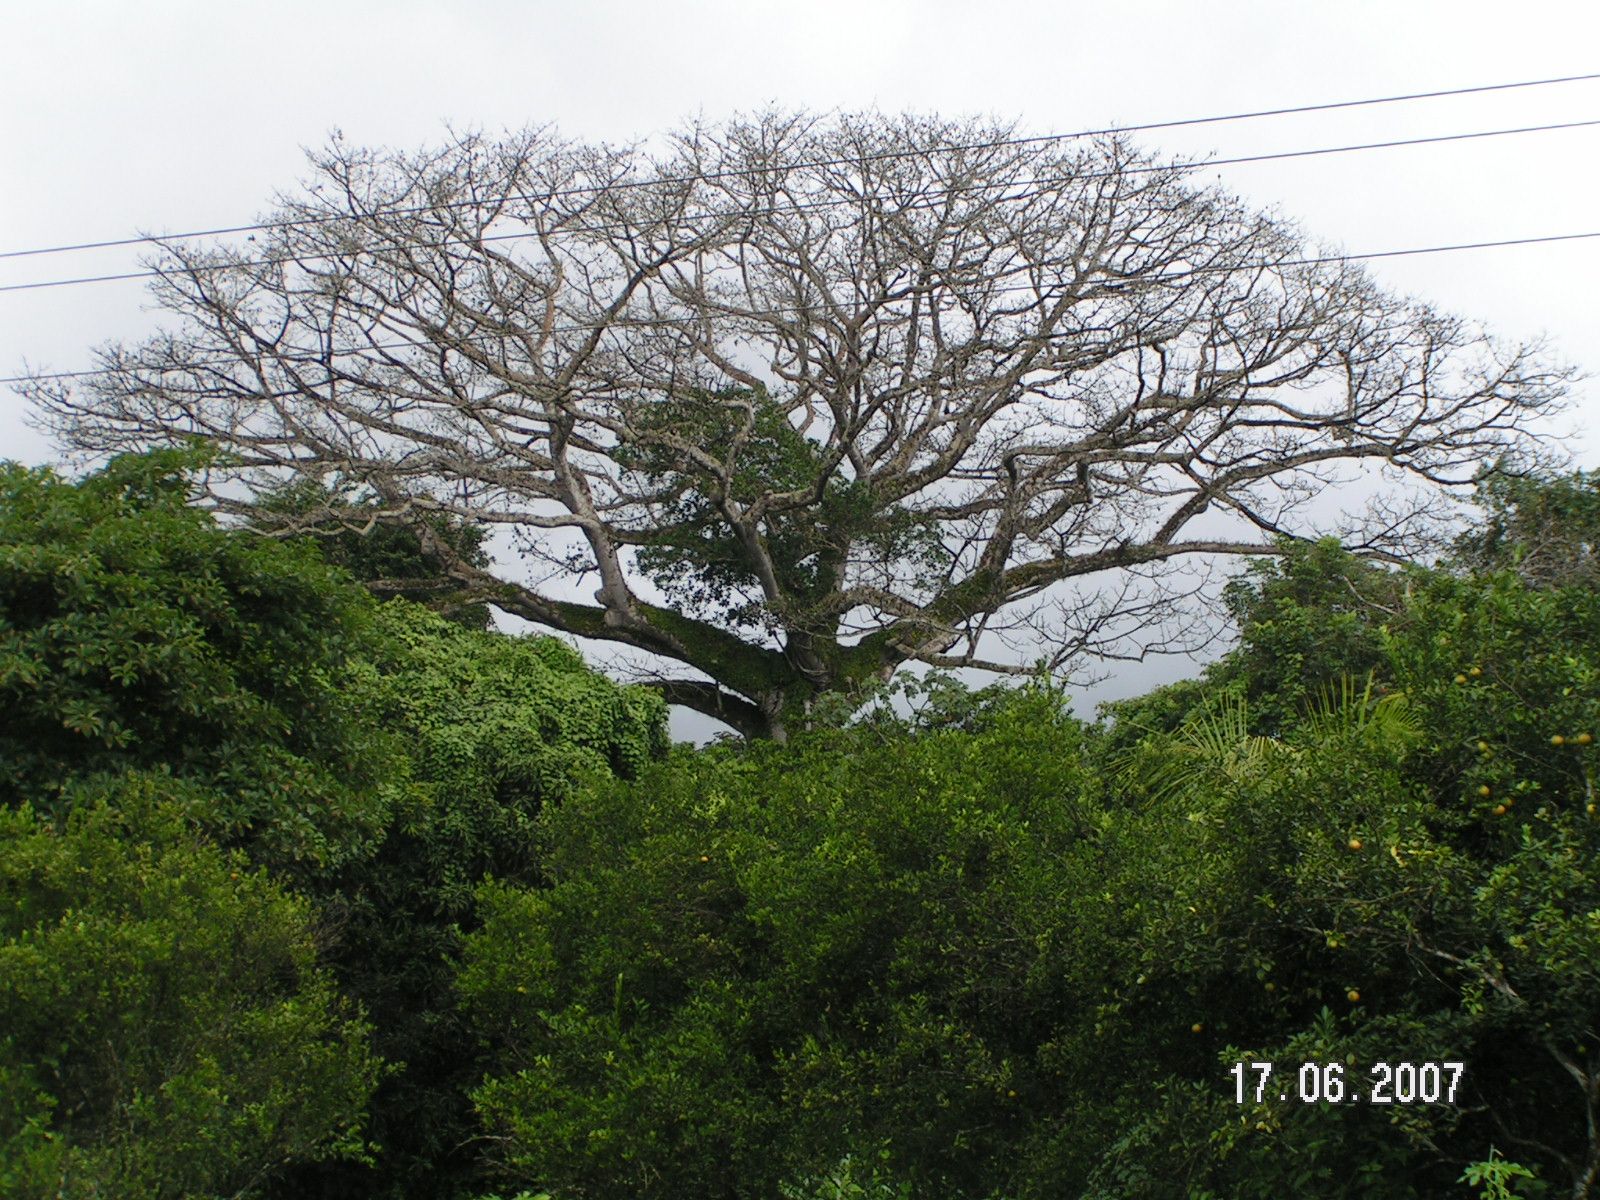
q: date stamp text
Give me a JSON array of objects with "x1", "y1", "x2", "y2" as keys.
[{"x1": 1229, "y1": 1060, "x2": 1463, "y2": 1105}]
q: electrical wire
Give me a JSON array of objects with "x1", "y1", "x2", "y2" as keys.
[
  {"x1": 2, "y1": 69, "x2": 1597, "y2": 262},
  {"x1": 6, "y1": 229, "x2": 1597, "y2": 389},
  {"x1": 2, "y1": 115, "x2": 1597, "y2": 296}
]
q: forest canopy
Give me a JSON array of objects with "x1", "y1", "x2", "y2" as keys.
[{"x1": 2, "y1": 449, "x2": 1598, "y2": 1198}]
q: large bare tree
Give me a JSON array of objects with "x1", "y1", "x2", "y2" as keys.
[{"x1": 24, "y1": 113, "x2": 1572, "y2": 738}]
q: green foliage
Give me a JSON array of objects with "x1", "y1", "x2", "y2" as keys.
[
  {"x1": 1113, "y1": 673, "x2": 1420, "y2": 807},
  {"x1": 0, "y1": 449, "x2": 398, "y2": 875},
  {"x1": 278, "y1": 602, "x2": 669, "y2": 1199},
  {"x1": 778, "y1": 1147, "x2": 914, "y2": 1200},
  {"x1": 1451, "y1": 466, "x2": 1600, "y2": 589},
  {"x1": 807, "y1": 667, "x2": 1039, "y2": 737},
  {"x1": 1087, "y1": 533, "x2": 1600, "y2": 1198},
  {"x1": 364, "y1": 601, "x2": 670, "y2": 809},
  {"x1": 0, "y1": 773, "x2": 382, "y2": 1199},
  {"x1": 251, "y1": 473, "x2": 495, "y2": 628},
  {"x1": 1460, "y1": 1150, "x2": 1547, "y2": 1199},
  {"x1": 7, "y1": 446, "x2": 1599, "y2": 1197},
  {"x1": 0, "y1": 448, "x2": 671, "y2": 1200},
  {"x1": 460, "y1": 501, "x2": 1600, "y2": 1197},
  {"x1": 1209, "y1": 536, "x2": 1407, "y2": 735},
  {"x1": 619, "y1": 386, "x2": 942, "y2": 632},
  {"x1": 460, "y1": 683, "x2": 1091, "y2": 1198}
]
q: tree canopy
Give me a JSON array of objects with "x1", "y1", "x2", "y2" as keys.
[
  {"x1": 0, "y1": 777, "x2": 384, "y2": 1200},
  {"x1": 24, "y1": 112, "x2": 1573, "y2": 738},
  {"x1": 0, "y1": 448, "x2": 399, "y2": 874}
]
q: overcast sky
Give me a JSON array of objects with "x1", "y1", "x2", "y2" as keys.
[{"x1": 5, "y1": 0, "x2": 1598, "y2": 739}]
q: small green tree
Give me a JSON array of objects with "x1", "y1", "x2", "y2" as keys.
[
  {"x1": 1210, "y1": 536, "x2": 1407, "y2": 735},
  {"x1": 1450, "y1": 466, "x2": 1600, "y2": 589}
]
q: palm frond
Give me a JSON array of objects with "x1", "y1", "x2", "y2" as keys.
[
  {"x1": 1114, "y1": 687, "x2": 1295, "y2": 805},
  {"x1": 1301, "y1": 672, "x2": 1420, "y2": 753}
]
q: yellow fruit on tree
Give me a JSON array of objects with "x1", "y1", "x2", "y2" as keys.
[
  {"x1": 1468, "y1": 666, "x2": 1483, "y2": 677},
  {"x1": 1492, "y1": 804, "x2": 1508, "y2": 816},
  {"x1": 1191, "y1": 1022, "x2": 1203, "y2": 1033},
  {"x1": 1552, "y1": 735, "x2": 1567, "y2": 747},
  {"x1": 1454, "y1": 674, "x2": 1468, "y2": 685},
  {"x1": 1348, "y1": 838, "x2": 1363, "y2": 851},
  {"x1": 1346, "y1": 989, "x2": 1361, "y2": 1002},
  {"x1": 1477, "y1": 785, "x2": 1492, "y2": 797},
  {"x1": 1578, "y1": 733, "x2": 1594, "y2": 746}
]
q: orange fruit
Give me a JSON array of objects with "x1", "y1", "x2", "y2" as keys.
[
  {"x1": 1346, "y1": 989, "x2": 1361, "y2": 1002},
  {"x1": 1347, "y1": 838, "x2": 1363, "y2": 851}
]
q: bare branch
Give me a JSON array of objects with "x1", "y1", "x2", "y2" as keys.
[{"x1": 21, "y1": 112, "x2": 1572, "y2": 737}]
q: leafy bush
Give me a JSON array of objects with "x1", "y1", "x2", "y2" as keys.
[
  {"x1": 459, "y1": 686, "x2": 1093, "y2": 1198},
  {"x1": 0, "y1": 774, "x2": 382, "y2": 1199},
  {"x1": 8, "y1": 450, "x2": 1598, "y2": 1197},
  {"x1": 0, "y1": 449, "x2": 398, "y2": 875},
  {"x1": 1082, "y1": 540, "x2": 1600, "y2": 1198},
  {"x1": 0, "y1": 448, "x2": 671, "y2": 1199}
]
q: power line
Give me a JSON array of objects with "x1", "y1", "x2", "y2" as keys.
[
  {"x1": 6, "y1": 229, "x2": 1597, "y2": 389},
  {"x1": 2, "y1": 69, "x2": 1598, "y2": 263},
  {"x1": 3, "y1": 115, "x2": 1597, "y2": 297}
]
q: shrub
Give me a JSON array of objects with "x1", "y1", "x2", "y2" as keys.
[{"x1": 0, "y1": 774, "x2": 382, "y2": 1199}]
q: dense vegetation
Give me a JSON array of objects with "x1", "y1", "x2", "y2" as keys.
[
  {"x1": 3, "y1": 451, "x2": 1598, "y2": 1198},
  {"x1": 0, "y1": 452, "x2": 667, "y2": 1199}
]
